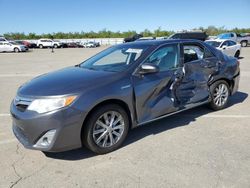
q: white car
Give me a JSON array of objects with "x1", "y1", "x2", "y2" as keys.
[
  {"x1": 83, "y1": 41, "x2": 100, "y2": 48},
  {"x1": 205, "y1": 39, "x2": 241, "y2": 58},
  {"x1": 37, "y1": 39, "x2": 62, "y2": 48},
  {"x1": 0, "y1": 41, "x2": 28, "y2": 53}
]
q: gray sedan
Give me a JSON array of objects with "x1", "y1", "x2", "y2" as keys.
[{"x1": 11, "y1": 39, "x2": 240, "y2": 154}]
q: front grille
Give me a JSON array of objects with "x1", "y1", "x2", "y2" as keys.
[
  {"x1": 16, "y1": 104, "x2": 28, "y2": 112},
  {"x1": 14, "y1": 96, "x2": 32, "y2": 112}
]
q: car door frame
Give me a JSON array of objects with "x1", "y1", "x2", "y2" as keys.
[
  {"x1": 177, "y1": 41, "x2": 216, "y2": 108},
  {"x1": 132, "y1": 42, "x2": 186, "y2": 124}
]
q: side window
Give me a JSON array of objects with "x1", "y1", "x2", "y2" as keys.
[
  {"x1": 0, "y1": 42, "x2": 3, "y2": 45},
  {"x1": 228, "y1": 41, "x2": 236, "y2": 46},
  {"x1": 204, "y1": 47, "x2": 215, "y2": 58},
  {"x1": 146, "y1": 45, "x2": 179, "y2": 71},
  {"x1": 183, "y1": 45, "x2": 204, "y2": 63},
  {"x1": 222, "y1": 41, "x2": 229, "y2": 47}
]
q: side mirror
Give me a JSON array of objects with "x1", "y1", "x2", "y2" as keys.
[{"x1": 139, "y1": 63, "x2": 159, "y2": 74}]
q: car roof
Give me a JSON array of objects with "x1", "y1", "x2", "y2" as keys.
[
  {"x1": 206, "y1": 39, "x2": 234, "y2": 42},
  {"x1": 121, "y1": 39, "x2": 203, "y2": 47}
]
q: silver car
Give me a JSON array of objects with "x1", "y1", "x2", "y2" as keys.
[{"x1": 0, "y1": 41, "x2": 28, "y2": 52}]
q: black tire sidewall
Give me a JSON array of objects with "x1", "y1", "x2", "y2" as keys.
[
  {"x1": 241, "y1": 41, "x2": 247, "y2": 47},
  {"x1": 209, "y1": 80, "x2": 230, "y2": 111},
  {"x1": 14, "y1": 48, "x2": 19, "y2": 53},
  {"x1": 83, "y1": 104, "x2": 129, "y2": 154},
  {"x1": 235, "y1": 50, "x2": 240, "y2": 58}
]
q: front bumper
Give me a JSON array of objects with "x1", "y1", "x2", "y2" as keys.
[{"x1": 10, "y1": 101, "x2": 86, "y2": 152}]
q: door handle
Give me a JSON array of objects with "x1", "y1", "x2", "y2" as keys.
[{"x1": 174, "y1": 70, "x2": 184, "y2": 80}]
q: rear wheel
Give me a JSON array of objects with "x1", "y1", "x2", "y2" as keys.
[
  {"x1": 39, "y1": 44, "x2": 43, "y2": 49},
  {"x1": 53, "y1": 44, "x2": 58, "y2": 48},
  {"x1": 82, "y1": 104, "x2": 129, "y2": 154},
  {"x1": 209, "y1": 80, "x2": 230, "y2": 111},
  {"x1": 234, "y1": 50, "x2": 240, "y2": 58},
  {"x1": 241, "y1": 41, "x2": 247, "y2": 47},
  {"x1": 14, "y1": 48, "x2": 19, "y2": 53}
]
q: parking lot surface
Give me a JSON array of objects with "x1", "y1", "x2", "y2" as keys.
[{"x1": 0, "y1": 47, "x2": 250, "y2": 188}]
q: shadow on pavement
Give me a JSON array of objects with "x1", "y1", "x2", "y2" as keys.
[{"x1": 44, "y1": 91, "x2": 248, "y2": 161}]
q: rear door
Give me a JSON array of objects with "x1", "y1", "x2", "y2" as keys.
[
  {"x1": 132, "y1": 43, "x2": 183, "y2": 123},
  {"x1": 175, "y1": 42, "x2": 218, "y2": 107}
]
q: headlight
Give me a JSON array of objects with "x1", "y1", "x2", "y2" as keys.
[{"x1": 27, "y1": 95, "x2": 77, "y2": 113}]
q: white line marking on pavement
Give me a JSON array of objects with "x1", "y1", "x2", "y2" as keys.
[
  {"x1": 0, "y1": 139, "x2": 16, "y2": 145},
  {"x1": 202, "y1": 114, "x2": 250, "y2": 118},
  {"x1": 0, "y1": 113, "x2": 11, "y2": 117}
]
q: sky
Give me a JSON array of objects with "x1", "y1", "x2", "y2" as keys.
[{"x1": 0, "y1": 0, "x2": 249, "y2": 34}]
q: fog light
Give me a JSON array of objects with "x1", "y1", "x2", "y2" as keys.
[{"x1": 34, "y1": 130, "x2": 56, "y2": 148}]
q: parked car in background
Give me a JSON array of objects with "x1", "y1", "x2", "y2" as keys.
[
  {"x1": 15, "y1": 40, "x2": 37, "y2": 48},
  {"x1": 168, "y1": 31, "x2": 208, "y2": 41},
  {"x1": 136, "y1": 37, "x2": 156, "y2": 41},
  {"x1": 0, "y1": 36, "x2": 8, "y2": 42},
  {"x1": 37, "y1": 39, "x2": 63, "y2": 48},
  {"x1": 236, "y1": 33, "x2": 250, "y2": 47},
  {"x1": 216, "y1": 32, "x2": 237, "y2": 42},
  {"x1": 0, "y1": 41, "x2": 28, "y2": 52},
  {"x1": 123, "y1": 34, "x2": 143, "y2": 42},
  {"x1": 205, "y1": 39, "x2": 241, "y2": 58},
  {"x1": 83, "y1": 41, "x2": 100, "y2": 48},
  {"x1": 66, "y1": 42, "x2": 83, "y2": 48},
  {"x1": 11, "y1": 39, "x2": 240, "y2": 154}
]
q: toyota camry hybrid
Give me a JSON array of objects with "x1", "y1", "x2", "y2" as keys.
[{"x1": 11, "y1": 39, "x2": 240, "y2": 154}]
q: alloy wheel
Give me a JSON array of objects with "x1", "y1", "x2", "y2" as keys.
[
  {"x1": 213, "y1": 83, "x2": 229, "y2": 107},
  {"x1": 92, "y1": 111, "x2": 125, "y2": 148}
]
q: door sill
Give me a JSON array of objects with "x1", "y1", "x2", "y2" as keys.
[{"x1": 137, "y1": 100, "x2": 209, "y2": 126}]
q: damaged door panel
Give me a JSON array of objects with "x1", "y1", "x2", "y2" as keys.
[
  {"x1": 175, "y1": 43, "x2": 219, "y2": 107},
  {"x1": 132, "y1": 44, "x2": 182, "y2": 124}
]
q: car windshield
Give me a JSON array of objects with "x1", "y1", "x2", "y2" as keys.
[
  {"x1": 80, "y1": 45, "x2": 148, "y2": 72},
  {"x1": 10, "y1": 42, "x2": 19, "y2": 45},
  {"x1": 205, "y1": 41, "x2": 221, "y2": 48},
  {"x1": 217, "y1": 33, "x2": 231, "y2": 39}
]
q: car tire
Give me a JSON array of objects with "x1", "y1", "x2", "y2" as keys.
[
  {"x1": 209, "y1": 80, "x2": 230, "y2": 111},
  {"x1": 54, "y1": 44, "x2": 58, "y2": 48},
  {"x1": 82, "y1": 104, "x2": 129, "y2": 154},
  {"x1": 39, "y1": 44, "x2": 43, "y2": 49},
  {"x1": 14, "y1": 48, "x2": 19, "y2": 53},
  {"x1": 234, "y1": 50, "x2": 240, "y2": 58},
  {"x1": 240, "y1": 41, "x2": 247, "y2": 47}
]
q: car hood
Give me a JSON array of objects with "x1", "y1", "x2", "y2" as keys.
[{"x1": 18, "y1": 66, "x2": 118, "y2": 96}]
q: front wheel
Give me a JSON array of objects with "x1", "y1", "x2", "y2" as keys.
[
  {"x1": 14, "y1": 48, "x2": 19, "y2": 53},
  {"x1": 241, "y1": 41, "x2": 247, "y2": 47},
  {"x1": 209, "y1": 80, "x2": 230, "y2": 111},
  {"x1": 234, "y1": 50, "x2": 240, "y2": 58},
  {"x1": 83, "y1": 104, "x2": 129, "y2": 154}
]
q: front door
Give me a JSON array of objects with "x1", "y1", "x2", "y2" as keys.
[{"x1": 132, "y1": 44, "x2": 184, "y2": 124}]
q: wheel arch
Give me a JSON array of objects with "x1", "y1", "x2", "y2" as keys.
[
  {"x1": 209, "y1": 77, "x2": 234, "y2": 95},
  {"x1": 80, "y1": 99, "x2": 133, "y2": 141}
]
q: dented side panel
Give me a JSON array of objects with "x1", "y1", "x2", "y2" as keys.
[
  {"x1": 175, "y1": 57, "x2": 218, "y2": 105},
  {"x1": 132, "y1": 70, "x2": 180, "y2": 124}
]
